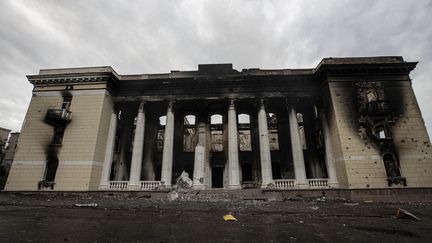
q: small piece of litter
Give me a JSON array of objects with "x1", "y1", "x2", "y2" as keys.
[
  {"x1": 396, "y1": 208, "x2": 420, "y2": 220},
  {"x1": 343, "y1": 203, "x2": 359, "y2": 206},
  {"x1": 311, "y1": 206, "x2": 319, "y2": 210},
  {"x1": 223, "y1": 214, "x2": 237, "y2": 221},
  {"x1": 74, "y1": 203, "x2": 98, "y2": 207},
  {"x1": 363, "y1": 200, "x2": 373, "y2": 203},
  {"x1": 299, "y1": 220, "x2": 304, "y2": 224}
]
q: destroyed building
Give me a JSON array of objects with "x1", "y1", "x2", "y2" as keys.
[{"x1": 4, "y1": 56, "x2": 432, "y2": 191}]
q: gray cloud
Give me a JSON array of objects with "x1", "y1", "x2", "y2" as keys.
[{"x1": 0, "y1": 0, "x2": 431, "y2": 135}]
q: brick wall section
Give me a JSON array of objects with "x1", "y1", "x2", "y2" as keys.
[
  {"x1": 5, "y1": 95, "x2": 61, "y2": 190},
  {"x1": 328, "y1": 82, "x2": 388, "y2": 188},
  {"x1": 5, "y1": 88, "x2": 114, "y2": 191},
  {"x1": 328, "y1": 80, "x2": 432, "y2": 189},
  {"x1": 390, "y1": 84, "x2": 432, "y2": 187},
  {"x1": 55, "y1": 92, "x2": 112, "y2": 191},
  {"x1": 89, "y1": 94, "x2": 113, "y2": 189}
]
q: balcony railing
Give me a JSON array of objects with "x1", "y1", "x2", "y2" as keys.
[
  {"x1": 109, "y1": 181, "x2": 128, "y2": 190},
  {"x1": 308, "y1": 179, "x2": 329, "y2": 188},
  {"x1": 274, "y1": 179, "x2": 296, "y2": 189},
  {"x1": 140, "y1": 181, "x2": 161, "y2": 190},
  {"x1": 45, "y1": 109, "x2": 72, "y2": 125}
]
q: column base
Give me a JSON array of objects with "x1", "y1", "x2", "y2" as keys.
[
  {"x1": 99, "y1": 184, "x2": 109, "y2": 190},
  {"x1": 128, "y1": 183, "x2": 140, "y2": 190},
  {"x1": 227, "y1": 184, "x2": 241, "y2": 189},
  {"x1": 192, "y1": 184, "x2": 206, "y2": 190},
  {"x1": 261, "y1": 181, "x2": 275, "y2": 189},
  {"x1": 328, "y1": 182, "x2": 339, "y2": 188},
  {"x1": 295, "y1": 182, "x2": 309, "y2": 189}
]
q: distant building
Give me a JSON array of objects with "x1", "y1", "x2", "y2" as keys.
[
  {"x1": 2, "y1": 132, "x2": 20, "y2": 173},
  {"x1": 0, "y1": 127, "x2": 10, "y2": 146},
  {"x1": 4, "y1": 56, "x2": 432, "y2": 192}
]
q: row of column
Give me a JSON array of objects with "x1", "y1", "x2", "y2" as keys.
[{"x1": 99, "y1": 99, "x2": 338, "y2": 189}]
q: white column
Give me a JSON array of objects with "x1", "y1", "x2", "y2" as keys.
[
  {"x1": 99, "y1": 110, "x2": 117, "y2": 190},
  {"x1": 161, "y1": 101, "x2": 175, "y2": 186},
  {"x1": 193, "y1": 121, "x2": 206, "y2": 189},
  {"x1": 320, "y1": 113, "x2": 338, "y2": 187},
  {"x1": 227, "y1": 99, "x2": 241, "y2": 189},
  {"x1": 288, "y1": 104, "x2": 308, "y2": 188},
  {"x1": 258, "y1": 99, "x2": 273, "y2": 188},
  {"x1": 129, "y1": 102, "x2": 145, "y2": 189}
]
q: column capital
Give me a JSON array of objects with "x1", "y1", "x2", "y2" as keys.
[
  {"x1": 228, "y1": 98, "x2": 236, "y2": 109},
  {"x1": 167, "y1": 100, "x2": 175, "y2": 110},
  {"x1": 138, "y1": 101, "x2": 145, "y2": 112}
]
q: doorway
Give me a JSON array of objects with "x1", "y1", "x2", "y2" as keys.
[{"x1": 212, "y1": 166, "x2": 224, "y2": 188}]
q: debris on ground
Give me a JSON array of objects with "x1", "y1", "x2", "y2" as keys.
[
  {"x1": 316, "y1": 197, "x2": 326, "y2": 202},
  {"x1": 167, "y1": 191, "x2": 179, "y2": 201},
  {"x1": 364, "y1": 200, "x2": 373, "y2": 203},
  {"x1": 175, "y1": 171, "x2": 193, "y2": 188},
  {"x1": 223, "y1": 213, "x2": 237, "y2": 221},
  {"x1": 310, "y1": 206, "x2": 319, "y2": 210},
  {"x1": 396, "y1": 208, "x2": 420, "y2": 220},
  {"x1": 343, "y1": 203, "x2": 359, "y2": 206},
  {"x1": 74, "y1": 203, "x2": 98, "y2": 207}
]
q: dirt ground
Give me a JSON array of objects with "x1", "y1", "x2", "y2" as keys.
[{"x1": 0, "y1": 193, "x2": 431, "y2": 243}]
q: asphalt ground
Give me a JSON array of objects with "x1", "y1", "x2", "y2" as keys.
[{"x1": 0, "y1": 193, "x2": 431, "y2": 242}]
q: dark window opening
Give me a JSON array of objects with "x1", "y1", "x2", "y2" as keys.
[
  {"x1": 183, "y1": 115, "x2": 196, "y2": 152},
  {"x1": 211, "y1": 166, "x2": 224, "y2": 188},
  {"x1": 268, "y1": 113, "x2": 279, "y2": 151},
  {"x1": 155, "y1": 163, "x2": 162, "y2": 181},
  {"x1": 43, "y1": 158, "x2": 59, "y2": 182},
  {"x1": 51, "y1": 127, "x2": 65, "y2": 145},
  {"x1": 211, "y1": 114, "x2": 223, "y2": 152},
  {"x1": 272, "y1": 161, "x2": 282, "y2": 179},
  {"x1": 242, "y1": 162, "x2": 253, "y2": 182},
  {"x1": 61, "y1": 96, "x2": 72, "y2": 110},
  {"x1": 157, "y1": 116, "x2": 166, "y2": 152},
  {"x1": 238, "y1": 113, "x2": 252, "y2": 151}
]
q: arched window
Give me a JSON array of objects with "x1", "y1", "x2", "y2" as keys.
[
  {"x1": 297, "y1": 113, "x2": 307, "y2": 150},
  {"x1": 238, "y1": 113, "x2": 252, "y2": 151},
  {"x1": 211, "y1": 114, "x2": 223, "y2": 152},
  {"x1": 268, "y1": 113, "x2": 279, "y2": 150},
  {"x1": 183, "y1": 115, "x2": 196, "y2": 152},
  {"x1": 157, "y1": 116, "x2": 166, "y2": 151}
]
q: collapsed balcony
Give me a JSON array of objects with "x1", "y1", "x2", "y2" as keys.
[
  {"x1": 45, "y1": 109, "x2": 72, "y2": 126},
  {"x1": 366, "y1": 100, "x2": 392, "y2": 116}
]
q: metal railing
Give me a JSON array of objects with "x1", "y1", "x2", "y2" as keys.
[{"x1": 46, "y1": 109, "x2": 72, "y2": 123}]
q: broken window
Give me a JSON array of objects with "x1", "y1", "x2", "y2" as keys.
[
  {"x1": 297, "y1": 113, "x2": 307, "y2": 150},
  {"x1": 157, "y1": 116, "x2": 166, "y2": 151},
  {"x1": 211, "y1": 114, "x2": 223, "y2": 152},
  {"x1": 268, "y1": 113, "x2": 279, "y2": 151},
  {"x1": 43, "y1": 158, "x2": 59, "y2": 182},
  {"x1": 183, "y1": 115, "x2": 196, "y2": 152},
  {"x1": 383, "y1": 153, "x2": 401, "y2": 178},
  {"x1": 61, "y1": 96, "x2": 72, "y2": 110},
  {"x1": 238, "y1": 113, "x2": 252, "y2": 151},
  {"x1": 51, "y1": 126, "x2": 65, "y2": 145}
]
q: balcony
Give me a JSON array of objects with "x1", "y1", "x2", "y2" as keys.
[
  {"x1": 366, "y1": 101, "x2": 392, "y2": 116},
  {"x1": 274, "y1": 179, "x2": 296, "y2": 189},
  {"x1": 45, "y1": 109, "x2": 72, "y2": 126}
]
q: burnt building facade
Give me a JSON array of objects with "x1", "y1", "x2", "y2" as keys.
[{"x1": 4, "y1": 56, "x2": 432, "y2": 191}]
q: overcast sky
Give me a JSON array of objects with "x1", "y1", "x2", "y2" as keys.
[{"x1": 0, "y1": 0, "x2": 431, "y2": 136}]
